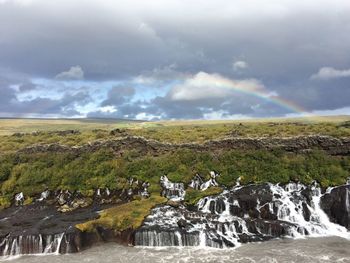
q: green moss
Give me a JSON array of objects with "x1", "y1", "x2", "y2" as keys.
[
  {"x1": 0, "y1": 196, "x2": 11, "y2": 210},
  {"x1": 76, "y1": 195, "x2": 166, "y2": 232},
  {"x1": 81, "y1": 189, "x2": 95, "y2": 197},
  {"x1": 184, "y1": 187, "x2": 223, "y2": 206},
  {"x1": 23, "y1": 196, "x2": 34, "y2": 205}
]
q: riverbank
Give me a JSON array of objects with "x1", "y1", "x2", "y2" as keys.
[{"x1": 3, "y1": 237, "x2": 350, "y2": 263}]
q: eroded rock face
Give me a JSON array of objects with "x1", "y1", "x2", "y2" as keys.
[
  {"x1": 2, "y1": 181, "x2": 350, "y2": 257},
  {"x1": 17, "y1": 135, "x2": 350, "y2": 156},
  {"x1": 321, "y1": 185, "x2": 350, "y2": 229},
  {"x1": 0, "y1": 226, "x2": 133, "y2": 257},
  {"x1": 10, "y1": 180, "x2": 150, "y2": 214},
  {"x1": 0, "y1": 203, "x2": 96, "y2": 257},
  {"x1": 0, "y1": 199, "x2": 134, "y2": 257},
  {"x1": 0, "y1": 183, "x2": 150, "y2": 257}
]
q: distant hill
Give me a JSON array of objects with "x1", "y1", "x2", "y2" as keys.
[{"x1": 0, "y1": 118, "x2": 147, "y2": 136}]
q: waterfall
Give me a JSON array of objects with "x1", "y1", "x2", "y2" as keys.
[
  {"x1": 2, "y1": 182, "x2": 350, "y2": 254},
  {"x1": 135, "y1": 182, "x2": 350, "y2": 248},
  {"x1": 269, "y1": 183, "x2": 348, "y2": 238},
  {"x1": 160, "y1": 175, "x2": 186, "y2": 201},
  {"x1": 0, "y1": 232, "x2": 67, "y2": 258}
]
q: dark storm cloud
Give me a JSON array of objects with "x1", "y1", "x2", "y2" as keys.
[
  {"x1": 0, "y1": 92, "x2": 90, "y2": 117},
  {"x1": 101, "y1": 86, "x2": 135, "y2": 107},
  {"x1": 1, "y1": 0, "x2": 349, "y2": 81},
  {"x1": 0, "y1": 87, "x2": 16, "y2": 107},
  {"x1": 144, "y1": 92, "x2": 291, "y2": 120},
  {"x1": 0, "y1": 0, "x2": 350, "y2": 118},
  {"x1": 18, "y1": 82, "x2": 37, "y2": 92},
  {"x1": 278, "y1": 78, "x2": 350, "y2": 112}
]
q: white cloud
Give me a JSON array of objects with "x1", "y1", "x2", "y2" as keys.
[
  {"x1": 0, "y1": 0, "x2": 33, "y2": 6},
  {"x1": 55, "y1": 66, "x2": 84, "y2": 80},
  {"x1": 98, "y1": 105, "x2": 117, "y2": 113},
  {"x1": 311, "y1": 67, "x2": 350, "y2": 80},
  {"x1": 233, "y1": 60, "x2": 249, "y2": 71},
  {"x1": 203, "y1": 110, "x2": 251, "y2": 120},
  {"x1": 135, "y1": 112, "x2": 162, "y2": 121},
  {"x1": 168, "y1": 71, "x2": 265, "y2": 101}
]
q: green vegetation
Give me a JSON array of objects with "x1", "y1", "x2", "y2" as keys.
[
  {"x1": 184, "y1": 187, "x2": 223, "y2": 205},
  {"x1": 0, "y1": 196, "x2": 11, "y2": 210},
  {"x1": 76, "y1": 195, "x2": 166, "y2": 232},
  {"x1": 0, "y1": 148, "x2": 349, "y2": 202}
]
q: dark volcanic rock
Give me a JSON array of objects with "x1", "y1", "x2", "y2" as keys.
[
  {"x1": 3, "y1": 181, "x2": 350, "y2": 255},
  {"x1": 321, "y1": 185, "x2": 350, "y2": 229},
  {"x1": 135, "y1": 182, "x2": 350, "y2": 249},
  {"x1": 0, "y1": 201, "x2": 135, "y2": 257},
  {"x1": 0, "y1": 202, "x2": 101, "y2": 237},
  {"x1": 16, "y1": 135, "x2": 350, "y2": 157}
]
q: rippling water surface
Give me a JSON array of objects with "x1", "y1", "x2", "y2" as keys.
[{"x1": 3, "y1": 237, "x2": 350, "y2": 263}]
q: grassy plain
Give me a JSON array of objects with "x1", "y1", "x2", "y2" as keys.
[
  {"x1": 0, "y1": 118, "x2": 144, "y2": 136},
  {"x1": 0, "y1": 116, "x2": 350, "y2": 154}
]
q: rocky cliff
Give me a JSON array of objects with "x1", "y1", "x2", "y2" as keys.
[{"x1": 17, "y1": 135, "x2": 350, "y2": 156}]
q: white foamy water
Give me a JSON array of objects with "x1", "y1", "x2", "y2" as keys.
[
  {"x1": 2, "y1": 237, "x2": 350, "y2": 263},
  {"x1": 269, "y1": 183, "x2": 349, "y2": 238},
  {"x1": 133, "y1": 182, "x2": 350, "y2": 248}
]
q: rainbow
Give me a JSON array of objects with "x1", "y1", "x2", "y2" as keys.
[{"x1": 175, "y1": 72, "x2": 312, "y2": 117}]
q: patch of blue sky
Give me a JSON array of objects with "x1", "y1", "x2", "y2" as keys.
[{"x1": 17, "y1": 78, "x2": 121, "y2": 102}]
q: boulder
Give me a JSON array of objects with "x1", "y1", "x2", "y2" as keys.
[{"x1": 321, "y1": 185, "x2": 350, "y2": 229}]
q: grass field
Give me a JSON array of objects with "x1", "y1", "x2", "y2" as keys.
[
  {"x1": 0, "y1": 118, "x2": 147, "y2": 136},
  {"x1": 0, "y1": 115, "x2": 349, "y2": 135},
  {"x1": 154, "y1": 115, "x2": 350, "y2": 126},
  {"x1": 132, "y1": 115, "x2": 350, "y2": 143},
  {"x1": 0, "y1": 116, "x2": 350, "y2": 153}
]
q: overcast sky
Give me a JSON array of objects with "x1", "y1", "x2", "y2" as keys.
[{"x1": 0, "y1": 0, "x2": 350, "y2": 120}]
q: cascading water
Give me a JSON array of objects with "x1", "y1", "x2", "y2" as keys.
[
  {"x1": 269, "y1": 183, "x2": 349, "y2": 238},
  {"x1": 0, "y1": 233, "x2": 66, "y2": 258},
  {"x1": 160, "y1": 175, "x2": 186, "y2": 201},
  {"x1": 135, "y1": 182, "x2": 350, "y2": 248}
]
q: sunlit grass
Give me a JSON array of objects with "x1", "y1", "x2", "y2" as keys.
[{"x1": 76, "y1": 195, "x2": 166, "y2": 232}]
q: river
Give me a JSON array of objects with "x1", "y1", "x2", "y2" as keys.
[{"x1": 3, "y1": 237, "x2": 350, "y2": 263}]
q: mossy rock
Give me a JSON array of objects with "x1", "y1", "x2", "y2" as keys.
[
  {"x1": 184, "y1": 187, "x2": 223, "y2": 206},
  {"x1": 24, "y1": 196, "x2": 34, "y2": 206},
  {"x1": 0, "y1": 196, "x2": 11, "y2": 210},
  {"x1": 76, "y1": 195, "x2": 166, "y2": 232}
]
